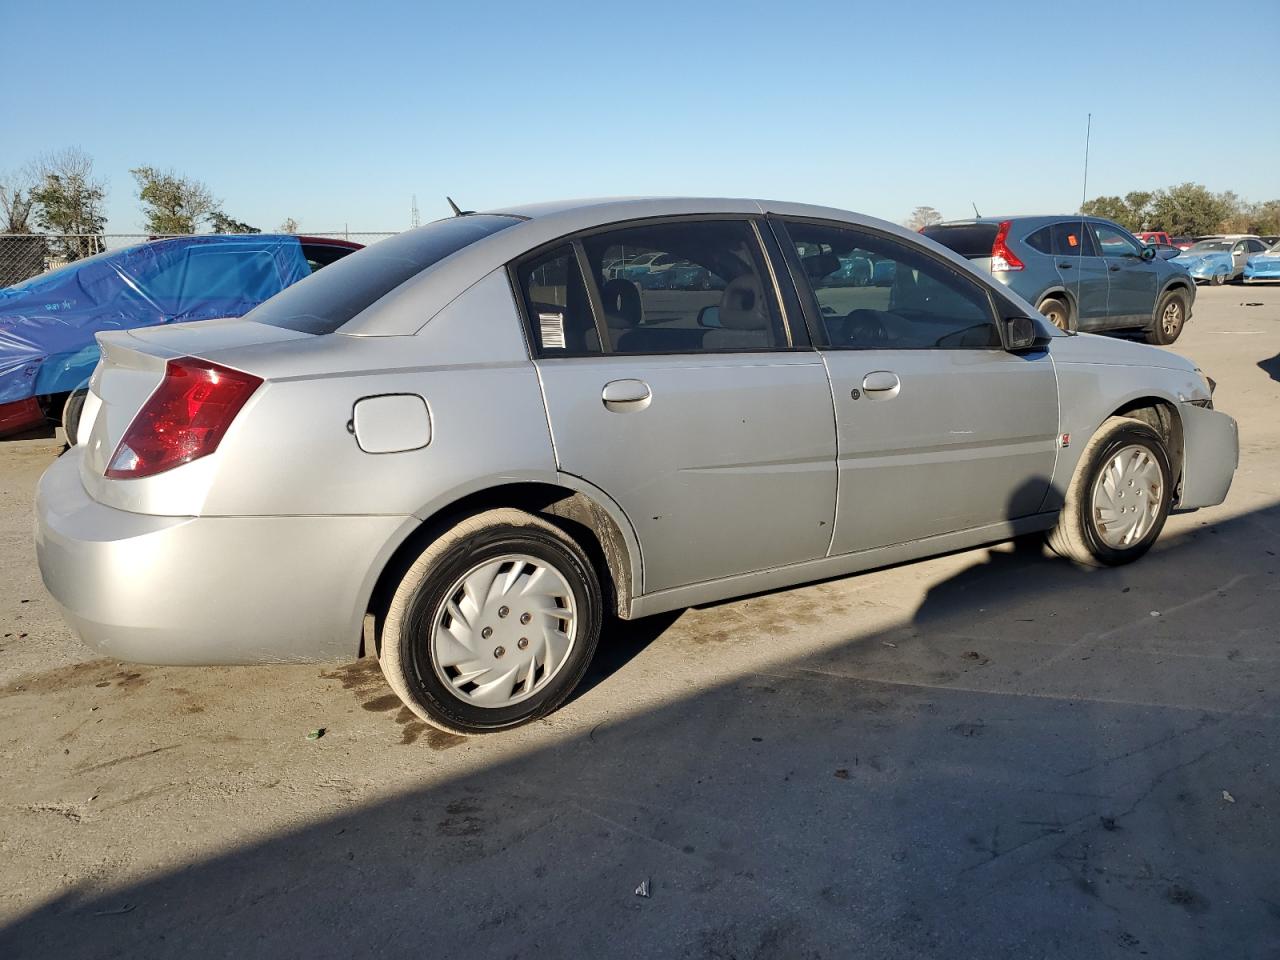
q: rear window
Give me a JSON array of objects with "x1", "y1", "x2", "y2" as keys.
[
  {"x1": 249, "y1": 215, "x2": 520, "y2": 334},
  {"x1": 920, "y1": 223, "x2": 998, "y2": 260}
]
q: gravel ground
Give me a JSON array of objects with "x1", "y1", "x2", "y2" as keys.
[{"x1": 1, "y1": 285, "x2": 1278, "y2": 959}]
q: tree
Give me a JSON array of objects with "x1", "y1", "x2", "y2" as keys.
[
  {"x1": 1148, "y1": 183, "x2": 1235, "y2": 236},
  {"x1": 131, "y1": 166, "x2": 218, "y2": 235},
  {"x1": 0, "y1": 163, "x2": 38, "y2": 233},
  {"x1": 208, "y1": 211, "x2": 261, "y2": 234},
  {"x1": 1080, "y1": 191, "x2": 1153, "y2": 232},
  {"x1": 277, "y1": 217, "x2": 299, "y2": 234},
  {"x1": 30, "y1": 148, "x2": 107, "y2": 260},
  {"x1": 905, "y1": 206, "x2": 942, "y2": 230}
]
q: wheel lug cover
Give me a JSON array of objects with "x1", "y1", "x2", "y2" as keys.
[
  {"x1": 498, "y1": 606, "x2": 510, "y2": 618},
  {"x1": 481, "y1": 626, "x2": 493, "y2": 639},
  {"x1": 518, "y1": 637, "x2": 529, "y2": 650},
  {"x1": 520, "y1": 612, "x2": 531, "y2": 625},
  {"x1": 494, "y1": 646, "x2": 505, "y2": 658}
]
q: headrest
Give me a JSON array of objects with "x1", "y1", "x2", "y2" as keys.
[
  {"x1": 719, "y1": 274, "x2": 768, "y2": 330},
  {"x1": 599, "y1": 278, "x2": 641, "y2": 329}
]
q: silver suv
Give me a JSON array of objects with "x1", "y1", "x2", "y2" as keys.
[{"x1": 35, "y1": 198, "x2": 1238, "y2": 734}]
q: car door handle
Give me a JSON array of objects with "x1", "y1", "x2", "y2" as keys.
[
  {"x1": 1109, "y1": 265, "x2": 1121, "y2": 272},
  {"x1": 1057, "y1": 262, "x2": 1073, "y2": 269},
  {"x1": 601, "y1": 379, "x2": 652, "y2": 412},
  {"x1": 861, "y1": 371, "x2": 901, "y2": 400}
]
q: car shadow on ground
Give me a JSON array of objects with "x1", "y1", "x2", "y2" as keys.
[
  {"x1": 4, "y1": 501, "x2": 1278, "y2": 960},
  {"x1": 1258, "y1": 351, "x2": 1280, "y2": 383}
]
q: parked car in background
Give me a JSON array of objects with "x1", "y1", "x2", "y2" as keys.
[
  {"x1": 1244, "y1": 239, "x2": 1280, "y2": 282},
  {"x1": 1259, "y1": 235, "x2": 1279, "y2": 247},
  {"x1": 35, "y1": 197, "x2": 1237, "y2": 735},
  {"x1": 1171, "y1": 237, "x2": 1196, "y2": 250},
  {"x1": 922, "y1": 216, "x2": 1196, "y2": 343},
  {"x1": 1135, "y1": 231, "x2": 1171, "y2": 246},
  {"x1": 1171, "y1": 236, "x2": 1268, "y2": 285},
  {"x1": 0, "y1": 234, "x2": 361, "y2": 437}
]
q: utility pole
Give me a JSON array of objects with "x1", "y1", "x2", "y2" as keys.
[{"x1": 410, "y1": 195, "x2": 421, "y2": 229}]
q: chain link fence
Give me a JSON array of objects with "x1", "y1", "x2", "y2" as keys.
[{"x1": 0, "y1": 232, "x2": 399, "y2": 287}]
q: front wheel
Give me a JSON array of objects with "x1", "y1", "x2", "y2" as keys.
[
  {"x1": 1145, "y1": 289, "x2": 1187, "y2": 345},
  {"x1": 378, "y1": 508, "x2": 603, "y2": 735},
  {"x1": 1047, "y1": 417, "x2": 1173, "y2": 567},
  {"x1": 1210, "y1": 272, "x2": 1226, "y2": 286}
]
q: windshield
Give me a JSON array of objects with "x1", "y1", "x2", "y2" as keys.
[
  {"x1": 1, "y1": 246, "x2": 117, "y2": 296},
  {"x1": 1187, "y1": 241, "x2": 1231, "y2": 253},
  {"x1": 249, "y1": 215, "x2": 520, "y2": 334}
]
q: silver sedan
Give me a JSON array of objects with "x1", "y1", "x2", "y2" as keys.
[{"x1": 35, "y1": 197, "x2": 1239, "y2": 734}]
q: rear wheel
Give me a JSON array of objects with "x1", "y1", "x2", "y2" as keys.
[
  {"x1": 378, "y1": 508, "x2": 603, "y2": 735},
  {"x1": 1038, "y1": 297, "x2": 1070, "y2": 331},
  {"x1": 1210, "y1": 272, "x2": 1226, "y2": 286},
  {"x1": 1047, "y1": 417, "x2": 1173, "y2": 567},
  {"x1": 1146, "y1": 289, "x2": 1187, "y2": 345}
]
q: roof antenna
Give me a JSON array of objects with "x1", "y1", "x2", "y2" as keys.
[
  {"x1": 971, "y1": 202, "x2": 981, "y2": 218},
  {"x1": 446, "y1": 196, "x2": 465, "y2": 217}
]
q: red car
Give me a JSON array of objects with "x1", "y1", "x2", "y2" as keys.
[{"x1": 1135, "y1": 231, "x2": 1171, "y2": 246}]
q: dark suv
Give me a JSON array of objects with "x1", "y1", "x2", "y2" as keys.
[{"x1": 923, "y1": 216, "x2": 1195, "y2": 344}]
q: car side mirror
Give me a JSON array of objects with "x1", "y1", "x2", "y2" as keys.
[
  {"x1": 697, "y1": 305, "x2": 722, "y2": 328},
  {"x1": 1140, "y1": 245, "x2": 1156, "y2": 261},
  {"x1": 1004, "y1": 316, "x2": 1040, "y2": 351}
]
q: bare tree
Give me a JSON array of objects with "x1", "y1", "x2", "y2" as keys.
[
  {"x1": 905, "y1": 206, "x2": 943, "y2": 230},
  {"x1": 0, "y1": 162, "x2": 38, "y2": 233},
  {"x1": 278, "y1": 217, "x2": 300, "y2": 234}
]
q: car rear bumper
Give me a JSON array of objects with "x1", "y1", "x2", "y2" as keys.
[
  {"x1": 35, "y1": 449, "x2": 411, "y2": 665},
  {"x1": 1177, "y1": 404, "x2": 1238, "y2": 510}
]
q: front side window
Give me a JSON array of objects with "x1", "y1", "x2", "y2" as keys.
[
  {"x1": 784, "y1": 221, "x2": 1000, "y2": 349},
  {"x1": 578, "y1": 220, "x2": 785, "y2": 354},
  {"x1": 1093, "y1": 223, "x2": 1143, "y2": 258}
]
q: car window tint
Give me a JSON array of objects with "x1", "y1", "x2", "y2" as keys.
[
  {"x1": 1050, "y1": 221, "x2": 1096, "y2": 257},
  {"x1": 516, "y1": 245, "x2": 599, "y2": 354},
  {"x1": 785, "y1": 222, "x2": 1000, "y2": 350},
  {"x1": 250, "y1": 214, "x2": 520, "y2": 335},
  {"x1": 579, "y1": 220, "x2": 783, "y2": 354},
  {"x1": 1094, "y1": 223, "x2": 1142, "y2": 257},
  {"x1": 919, "y1": 223, "x2": 999, "y2": 260},
  {"x1": 1025, "y1": 227, "x2": 1052, "y2": 254}
]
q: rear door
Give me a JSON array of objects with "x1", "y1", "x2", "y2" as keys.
[
  {"x1": 518, "y1": 217, "x2": 837, "y2": 594},
  {"x1": 775, "y1": 218, "x2": 1058, "y2": 554},
  {"x1": 1092, "y1": 222, "x2": 1157, "y2": 326},
  {"x1": 1043, "y1": 220, "x2": 1109, "y2": 330}
]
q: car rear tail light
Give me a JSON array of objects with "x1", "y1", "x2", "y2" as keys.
[
  {"x1": 106, "y1": 357, "x2": 262, "y2": 479},
  {"x1": 990, "y1": 220, "x2": 1024, "y2": 272}
]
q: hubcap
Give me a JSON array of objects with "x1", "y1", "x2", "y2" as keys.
[
  {"x1": 1161, "y1": 300, "x2": 1181, "y2": 336},
  {"x1": 430, "y1": 554, "x2": 577, "y2": 708},
  {"x1": 1091, "y1": 445, "x2": 1163, "y2": 549}
]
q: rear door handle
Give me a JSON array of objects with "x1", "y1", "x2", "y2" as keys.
[
  {"x1": 602, "y1": 379, "x2": 651, "y2": 412},
  {"x1": 1057, "y1": 262, "x2": 1073, "y2": 269},
  {"x1": 861, "y1": 370, "x2": 901, "y2": 400},
  {"x1": 1109, "y1": 265, "x2": 1121, "y2": 272}
]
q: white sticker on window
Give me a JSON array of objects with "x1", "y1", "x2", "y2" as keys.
[{"x1": 538, "y1": 311, "x2": 566, "y2": 349}]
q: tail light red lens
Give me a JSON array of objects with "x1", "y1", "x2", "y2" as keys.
[
  {"x1": 990, "y1": 220, "x2": 1025, "y2": 272},
  {"x1": 106, "y1": 357, "x2": 262, "y2": 480}
]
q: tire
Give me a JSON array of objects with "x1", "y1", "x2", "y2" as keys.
[
  {"x1": 1047, "y1": 416, "x2": 1173, "y2": 567},
  {"x1": 62, "y1": 387, "x2": 89, "y2": 446},
  {"x1": 1039, "y1": 297, "x2": 1070, "y2": 332},
  {"x1": 1210, "y1": 272, "x2": 1226, "y2": 286},
  {"x1": 1146, "y1": 289, "x2": 1187, "y2": 345},
  {"x1": 378, "y1": 508, "x2": 603, "y2": 735}
]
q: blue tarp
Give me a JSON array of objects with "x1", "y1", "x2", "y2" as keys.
[{"x1": 0, "y1": 235, "x2": 312, "y2": 403}]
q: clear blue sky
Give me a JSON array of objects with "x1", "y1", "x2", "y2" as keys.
[{"x1": 3, "y1": 0, "x2": 1277, "y2": 234}]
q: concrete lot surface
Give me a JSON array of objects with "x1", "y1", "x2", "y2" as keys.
[{"x1": 1, "y1": 286, "x2": 1278, "y2": 959}]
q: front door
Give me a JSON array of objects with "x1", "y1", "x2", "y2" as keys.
[
  {"x1": 775, "y1": 218, "x2": 1059, "y2": 555},
  {"x1": 516, "y1": 218, "x2": 837, "y2": 594},
  {"x1": 1093, "y1": 222, "x2": 1158, "y2": 326}
]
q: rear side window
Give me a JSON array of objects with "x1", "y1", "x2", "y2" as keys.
[
  {"x1": 250, "y1": 214, "x2": 519, "y2": 334},
  {"x1": 1048, "y1": 221, "x2": 1098, "y2": 257},
  {"x1": 920, "y1": 223, "x2": 998, "y2": 259},
  {"x1": 516, "y1": 245, "x2": 599, "y2": 354}
]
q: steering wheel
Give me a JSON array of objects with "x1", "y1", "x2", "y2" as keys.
[{"x1": 845, "y1": 308, "x2": 888, "y2": 345}]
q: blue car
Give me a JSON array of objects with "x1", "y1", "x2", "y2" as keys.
[
  {"x1": 1171, "y1": 236, "x2": 1269, "y2": 285},
  {"x1": 1244, "y1": 240, "x2": 1280, "y2": 283},
  {"x1": 0, "y1": 233, "x2": 360, "y2": 436}
]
